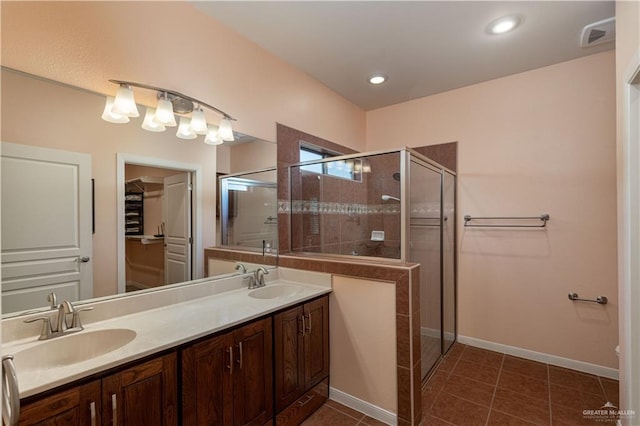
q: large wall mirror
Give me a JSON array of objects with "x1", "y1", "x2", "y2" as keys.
[{"x1": 0, "y1": 67, "x2": 277, "y2": 317}]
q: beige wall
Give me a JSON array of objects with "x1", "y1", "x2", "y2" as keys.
[
  {"x1": 330, "y1": 275, "x2": 397, "y2": 413},
  {"x1": 615, "y1": 0, "x2": 640, "y2": 415},
  {"x1": 367, "y1": 51, "x2": 619, "y2": 369},
  {"x1": 1, "y1": 2, "x2": 365, "y2": 297},
  {"x1": 1, "y1": 69, "x2": 220, "y2": 297},
  {"x1": 1, "y1": 1, "x2": 366, "y2": 151}
]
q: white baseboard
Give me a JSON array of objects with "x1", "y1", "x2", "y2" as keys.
[
  {"x1": 329, "y1": 387, "x2": 397, "y2": 425},
  {"x1": 458, "y1": 335, "x2": 619, "y2": 380}
]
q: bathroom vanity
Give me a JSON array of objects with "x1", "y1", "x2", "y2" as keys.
[{"x1": 2, "y1": 268, "x2": 331, "y2": 426}]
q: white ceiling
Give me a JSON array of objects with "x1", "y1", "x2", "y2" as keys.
[{"x1": 195, "y1": 1, "x2": 615, "y2": 110}]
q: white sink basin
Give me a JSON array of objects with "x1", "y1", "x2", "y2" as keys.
[
  {"x1": 248, "y1": 284, "x2": 304, "y2": 299},
  {"x1": 13, "y1": 328, "x2": 137, "y2": 372}
]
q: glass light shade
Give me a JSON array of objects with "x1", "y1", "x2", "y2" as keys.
[
  {"x1": 189, "y1": 108, "x2": 208, "y2": 135},
  {"x1": 154, "y1": 97, "x2": 177, "y2": 127},
  {"x1": 204, "y1": 127, "x2": 223, "y2": 145},
  {"x1": 111, "y1": 85, "x2": 139, "y2": 117},
  {"x1": 217, "y1": 118, "x2": 234, "y2": 141},
  {"x1": 141, "y1": 107, "x2": 166, "y2": 132},
  {"x1": 176, "y1": 117, "x2": 197, "y2": 140},
  {"x1": 101, "y1": 96, "x2": 129, "y2": 123}
]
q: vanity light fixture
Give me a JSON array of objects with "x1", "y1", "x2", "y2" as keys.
[
  {"x1": 487, "y1": 15, "x2": 521, "y2": 35},
  {"x1": 368, "y1": 74, "x2": 387, "y2": 85},
  {"x1": 102, "y1": 80, "x2": 236, "y2": 144}
]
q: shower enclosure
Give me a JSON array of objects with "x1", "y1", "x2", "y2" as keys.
[
  {"x1": 219, "y1": 168, "x2": 278, "y2": 252},
  {"x1": 288, "y1": 148, "x2": 456, "y2": 380}
]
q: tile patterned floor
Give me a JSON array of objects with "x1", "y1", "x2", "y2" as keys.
[
  {"x1": 302, "y1": 399, "x2": 388, "y2": 425},
  {"x1": 304, "y1": 343, "x2": 620, "y2": 426},
  {"x1": 422, "y1": 343, "x2": 620, "y2": 425}
]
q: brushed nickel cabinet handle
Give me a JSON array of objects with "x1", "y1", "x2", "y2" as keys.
[
  {"x1": 90, "y1": 401, "x2": 96, "y2": 426},
  {"x1": 238, "y1": 342, "x2": 243, "y2": 369},
  {"x1": 111, "y1": 393, "x2": 117, "y2": 426},
  {"x1": 299, "y1": 315, "x2": 306, "y2": 336},
  {"x1": 227, "y1": 346, "x2": 234, "y2": 374},
  {"x1": 306, "y1": 312, "x2": 312, "y2": 334}
]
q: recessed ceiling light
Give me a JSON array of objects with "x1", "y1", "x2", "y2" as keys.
[
  {"x1": 487, "y1": 15, "x2": 521, "y2": 35},
  {"x1": 368, "y1": 74, "x2": 387, "y2": 85}
]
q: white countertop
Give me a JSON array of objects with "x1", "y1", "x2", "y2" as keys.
[{"x1": 2, "y1": 268, "x2": 332, "y2": 399}]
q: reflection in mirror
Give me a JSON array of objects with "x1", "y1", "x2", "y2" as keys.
[
  {"x1": 0, "y1": 68, "x2": 278, "y2": 318},
  {"x1": 220, "y1": 169, "x2": 278, "y2": 253}
]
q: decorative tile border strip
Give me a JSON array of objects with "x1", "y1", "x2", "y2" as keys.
[{"x1": 278, "y1": 199, "x2": 401, "y2": 215}]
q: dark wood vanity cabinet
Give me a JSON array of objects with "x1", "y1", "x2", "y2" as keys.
[
  {"x1": 102, "y1": 353, "x2": 178, "y2": 426},
  {"x1": 17, "y1": 353, "x2": 177, "y2": 426},
  {"x1": 274, "y1": 296, "x2": 329, "y2": 425},
  {"x1": 18, "y1": 381, "x2": 101, "y2": 425},
  {"x1": 16, "y1": 295, "x2": 328, "y2": 426},
  {"x1": 182, "y1": 317, "x2": 273, "y2": 426}
]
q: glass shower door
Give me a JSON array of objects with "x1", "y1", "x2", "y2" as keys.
[
  {"x1": 409, "y1": 159, "x2": 443, "y2": 380},
  {"x1": 442, "y1": 170, "x2": 456, "y2": 354}
]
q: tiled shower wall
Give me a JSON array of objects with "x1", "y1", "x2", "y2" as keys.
[
  {"x1": 288, "y1": 151, "x2": 402, "y2": 258},
  {"x1": 277, "y1": 122, "x2": 457, "y2": 259}
]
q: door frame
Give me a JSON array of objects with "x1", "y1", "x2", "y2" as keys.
[
  {"x1": 116, "y1": 153, "x2": 203, "y2": 294},
  {"x1": 618, "y1": 51, "x2": 640, "y2": 415}
]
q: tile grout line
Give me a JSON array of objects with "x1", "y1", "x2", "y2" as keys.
[
  {"x1": 421, "y1": 344, "x2": 466, "y2": 424},
  {"x1": 484, "y1": 354, "x2": 505, "y2": 426},
  {"x1": 324, "y1": 403, "x2": 366, "y2": 424}
]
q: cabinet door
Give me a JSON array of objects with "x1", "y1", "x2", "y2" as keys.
[
  {"x1": 102, "y1": 353, "x2": 177, "y2": 426},
  {"x1": 19, "y1": 381, "x2": 101, "y2": 426},
  {"x1": 232, "y1": 317, "x2": 273, "y2": 426},
  {"x1": 274, "y1": 305, "x2": 305, "y2": 412},
  {"x1": 182, "y1": 333, "x2": 234, "y2": 426},
  {"x1": 304, "y1": 296, "x2": 329, "y2": 388}
]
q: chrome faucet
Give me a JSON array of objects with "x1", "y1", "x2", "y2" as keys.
[{"x1": 24, "y1": 299, "x2": 93, "y2": 340}]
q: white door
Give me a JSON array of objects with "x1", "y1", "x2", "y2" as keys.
[
  {"x1": 1, "y1": 142, "x2": 93, "y2": 313},
  {"x1": 163, "y1": 173, "x2": 192, "y2": 284}
]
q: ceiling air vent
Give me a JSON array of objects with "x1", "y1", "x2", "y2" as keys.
[{"x1": 580, "y1": 17, "x2": 615, "y2": 47}]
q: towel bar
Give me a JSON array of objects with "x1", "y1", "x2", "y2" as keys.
[{"x1": 568, "y1": 292, "x2": 608, "y2": 305}]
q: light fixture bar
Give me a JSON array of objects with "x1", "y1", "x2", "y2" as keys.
[{"x1": 108, "y1": 79, "x2": 236, "y2": 121}]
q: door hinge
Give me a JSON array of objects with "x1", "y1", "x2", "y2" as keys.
[
  {"x1": 189, "y1": 237, "x2": 192, "y2": 244},
  {"x1": 188, "y1": 184, "x2": 193, "y2": 191}
]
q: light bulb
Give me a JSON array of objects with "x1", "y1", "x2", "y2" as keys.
[
  {"x1": 189, "y1": 107, "x2": 208, "y2": 135},
  {"x1": 176, "y1": 117, "x2": 197, "y2": 140},
  {"x1": 204, "y1": 127, "x2": 223, "y2": 145},
  {"x1": 141, "y1": 107, "x2": 166, "y2": 132},
  {"x1": 487, "y1": 16, "x2": 521, "y2": 35},
  {"x1": 111, "y1": 85, "x2": 139, "y2": 117},
  {"x1": 153, "y1": 93, "x2": 177, "y2": 127},
  {"x1": 217, "y1": 118, "x2": 234, "y2": 141},
  {"x1": 368, "y1": 74, "x2": 387, "y2": 85},
  {"x1": 101, "y1": 96, "x2": 129, "y2": 123}
]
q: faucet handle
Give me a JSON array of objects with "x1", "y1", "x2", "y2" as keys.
[
  {"x1": 70, "y1": 306, "x2": 94, "y2": 329},
  {"x1": 24, "y1": 316, "x2": 53, "y2": 340},
  {"x1": 235, "y1": 263, "x2": 247, "y2": 274}
]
